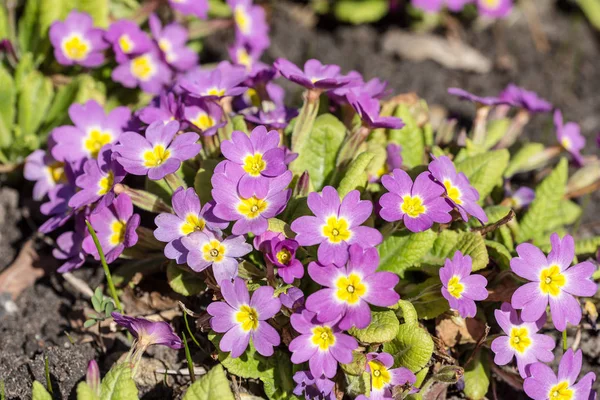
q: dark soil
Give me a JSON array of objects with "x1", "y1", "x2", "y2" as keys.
[{"x1": 1, "y1": 1, "x2": 600, "y2": 398}]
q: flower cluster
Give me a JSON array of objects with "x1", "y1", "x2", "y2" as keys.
[{"x1": 413, "y1": 0, "x2": 513, "y2": 18}]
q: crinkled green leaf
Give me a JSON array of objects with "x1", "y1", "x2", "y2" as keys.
[
  {"x1": 389, "y1": 105, "x2": 425, "y2": 168},
  {"x1": 194, "y1": 159, "x2": 219, "y2": 204},
  {"x1": 383, "y1": 323, "x2": 434, "y2": 372},
  {"x1": 406, "y1": 277, "x2": 448, "y2": 320},
  {"x1": 210, "y1": 335, "x2": 264, "y2": 379},
  {"x1": 463, "y1": 351, "x2": 490, "y2": 400},
  {"x1": 267, "y1": 218, "x2": 294, "y2": 238},
  {"x1": 517, "y1": 158, "x2": 568, "y2": 242},
  {"x1": 451, "y1": 231, "x2": 489, "y2": 271},
  {"x1": 334, "y1": 0, "x2": 388, "y2": 24},
  {"x1": 456, "y1": 149, "x2": 509, "y2": 202},
  {"x1": 231, "y1": 115, "x2": 249, "y2": 134},
  {"x1": 341, "y1": 351, "x2": 367, "y2": 376},
  {"x1": 290, "y1": 113, "x2": 345, "y2": 190},
  {"x1": 40, "y1": 0, "x2": 74, "y2": 36},
  {"x1": 0, "y1": 4, "x2": 7, "y2": 39},
  {"x1": 74, "y1": 0, "x2": 109, "y2": 27},
  {"x1": 485, "y1": 240, "x2": 512, "y2": 270},
  {"x1": 260, "y1": 351, "x2": 298, "y2": 400},
  {"x1": 39, "y1": 77, "x2": 83, "y2": 139},
  {"x1": 18, "y1": 2, "x2": 42, "y2": 55},
  {"x1": 503, "y1": 143, "x2": 545, "y2": 178},
  {"x1": 183, "y1": 364, "x2": 234, "y2": 400},
  {"x1": 17, "y1": 70, "x2": 54, "y2": 138},
  {"x1": 167, "y1": 263, "x2": 206, "y2": 297},
  {"x1": 32, "y1": 381, "x2": 52, "y2": 400},
  {"x1": 545, "y1": 200, "x2": 582, "y2": 232},
  {"x1": 100, "y1": 363, "x2": 138, "y2": 400},
  {"x1": 378, "y1": 230, "x2": 438, "y2": 277},
  {"x1": 0, "y1": 65, "x2": 15, "y2": 148},
  {"x1": 482, "y1": 118, "x2": 510, "y2": 150},
  {"x1": 345, "y1": 372, "x2": 371, "y2": 397},
  {"x1": 349, "y1": 310, "x2": 400, "y2": 343},
  {"x1": 76, "y1": 381, "x2": 100, "y2": 400},
  {"x1": 337, "y1": 151, "x2": 375, "y2": 197},
  {"x1": 430, "y1": 230, "x2": 460, "y2": 262}
]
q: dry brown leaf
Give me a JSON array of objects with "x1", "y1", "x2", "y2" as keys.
[
  {"x1": 436, "y1": 313, "x2": 486, "y2": 347},
  {"x1": 0, "y1": 239, "x2": 54, "y2": 300}
]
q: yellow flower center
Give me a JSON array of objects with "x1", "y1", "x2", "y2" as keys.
[
  {"x1": 368, "y1": 361, "x2": 392, "y2": 391},
  {"x1": 180, "y1": 214, "x2": 206, "y2": 235},
  {"x1": 158, "y1": 39, "x2": 172, "y2": 53},
  {"x1": 47, "y1": 161, "x2": 66, "y2": 184},
  {"x1": 206, "y1": 87, "x2": 226, "y2": 97},
  {"x1": 509, "y1": 326, "x2": 532, "y2": 354},
  {"x1": 237, "y1": 196, "x2": 268, "y2": 219},
  {"x1": 539, "y1": 265, "x2": 566, "y2": 297},
  {"x1": 235, "y1": 305, "x2": 259, "y2": 332},
  {"x1": 246, "y1": 88, "x2": 261, "y2": 108},
  {"x1": 401, "y1": 195, "x2": 427, "y2": 218},
  {"x1": 192, "y1": 113, "x2": 215, "y2": 131},
  {"x1": 97, "y1": 171, "x2": 115, "y2": 195},
  {"x1": 242, "y1": 153, "x2": 267, "y2": 176},
  {"x1": 62, "y1": 34, "x2": 90, "y2": 61},
  {"x1": 201, "y1": 239, "x2": 226, "y2": 263},
  {"x1": 482, "y1": 0, "x2": 500, "y2": 8},
  {"x1": 131, "y1": 54, "x2": 156, "y2": 81},
  {"x1": 143, "y1": 144, "x2": 171, "y2": 168},
  {"x1": 548, "y1": 382, "x2": 573, "y2": 400},
  {"x1": 118, "y1": 34, "x2": 134, "y2": 53},
  {"x1": 84, "y1": 129, "x2": 113, "y2": 158},
  {"x1": 322, "y1": 216, "x2": 352, "y2": 243},
  {"x1": 561, "y1": 137, "x2": 572, "y2": 151},
  {"x1": 335, "y1": 273, "x2": 367, "y2": 304},
  {"x1": 237, "y1": 48, "x2": 252, "y2": 69},
  {"x1": 234, "y1": 7, "x2": 250, "y2": 34},
  {"x1": 311, "y1": 326, "x2": 336, "y2": 351},
  {"x1": 447, "y1": 276, "x2": 464, "y2": 299},
  {"x1": 276, "y1": 248, "x2": 292, "y2": 265},
  {"x1": 109, "y1": 220, "x2": 127, "y2": 246},
  {"x1": 444, "y1": 179, "x2": 462, "y2": 205}
]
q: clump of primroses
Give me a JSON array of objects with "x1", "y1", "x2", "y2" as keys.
[{"x1": 25, "y1": 1, "x2": 599, "y2": 399}]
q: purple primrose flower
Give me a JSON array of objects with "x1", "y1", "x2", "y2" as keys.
[
  {"x1": 254, "y1": 231, "x2": 304, "y2": 284},
  {"x1": 220, "y1": 126, "x2": 287, "y2": 198},
  {"x1": 280, "y1": 287, "x2": 305, "y2": 311},
  {"x1": 207, "y1": 278, "x2": 281, "y2": 357},
  {"x1": 291, "y1": 186, "x2": 383, "y2": 266},
  {"x1": 104, "y1": 20, "x2": 153, "y2": 63},
  {"x1": 53, "y1": 215, "x2": 87, "y2": 273},
  {"x1": 114, "y1": 120, "x2": 201, "y2": 180},
  {"x1": 274, "y1": 58, "x2": 352, "y2": 91},
  {"x1": 24, "y1": 150, "x2": 67, "y2": 201},
  {"x1": 154, "y1": 187, "x2": 228, "y2": 264},
  {"x1": 51, "y1": 100, "x2": 131, "y2": 162},
  {"x1": 181, "y1": 230, "x2": 252, "y2": 283},
  {"x1": 179, "y1": 61, "x2": 247, "y2": 99},
  {"x1": 211, "y1": 162, "x2": 292, "y2": 235},
  {"x1": 499, "y1": 84, "x2": 552, "y2": 113},
  {"x1": 477, "y1": 0, "x2": 512, "y2": 18},
  {"x1": 555, "y1": 109, "x2": 585, "y2": 166},
  {"x1": 347, "y1": 91, "x2": 404, "y2": 129},
  {"x1": 183, "y1": 99, "x2": 226, "y2": 137},
  {"x1": 357, "y1": 352, "x2": 417, "y2": 400},
  {"x1": 491, "y1": 302, "x2": 555, "y2": 378},
  {"x1": 112, "y1": 50, "x2": 172, "y2": 94},
  {"x1": 379, "y1": 169, "x2": 453, "y2": 232},
  {"x1": 228, "y1": 0, "x2": 270, "y2": 53},
  {"x1": 82, "y1": 194, "x2": 141, "y2": 263},
  {"x1": 448, "y1": 87, "x2": 508, "y2": 106},
  {"x1": 293, "y1": 371, "x2": 335, "y2": 400},
  {"x1": 68, "y1": 145, "x2": 126, "y2": 211},
  {"x1": 428, "y1": 155, "x2": 488, "y2": 224},
  {"x1": 112, "y1": 312, "x2": 183, "y2": 349},
  {"x1": 510, "y1": 233, "x2": 597, "y2": 332},
  {"x1": 306, "y1": 245, "x2": 400, "y2": 330},
  {"x1": 524, "y1": 349, "x2": 596, "y2": 400},
  {"x1": 49, "y1": 11, "x2": 107, "y2": 67},
  {"x1": 139, "y1": 91, "x2": 182, "y2": 125},
  {"x1": 439, "y1": 251, "x2": 488, "y2": 318},
  {"x1": 149, "y1": 14, "x2": 198, "y2": 71},
  {"x1": 509, "y1": 186, "x2": 535, "y2": 209},
  {"x1": 168, "y1": 0, "x2": 209, "y2": 19}
]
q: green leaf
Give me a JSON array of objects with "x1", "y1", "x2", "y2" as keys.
[
  {"x1": 183, "y1": 364, "x2": 234, "y2": 400},
  {"x1": 231, "y1": 115, "x2": 249, "y2": 134},
  {"x1": 406, "y1": 277, "x2": 449, "y2": 320},
  {"x1": 77, "y1": 381, "x2": 100, "y2": 400},
  {"x1": 517, "y1": 158, "x2": 568, "y2": 242},
  {"x1": 503, "y1": 143, "x2": 545, "y2": 178},
  {"x1": 345, "y1": 372, "x2": 370, "y2": 397},
  {"x1": 574, "y1": 236, "x2": 600, "y2": 256},
  {"x1": 39, "y1": 0, "x2": 73, "y2": 36},
  {"x1": 349, "y1": 310, "x2": 400, "y2": 343},
  {"x1": 430, "y1": 230, "x2": 460, "y2": 260},
  {"x1": 340, "y1": 351, "x2": 367, "y2": 376},
  {"x1": 485, "y1": 240, "x2": 512, "y2": 270},
  {"x1": 383, "y1": 323, "x2": 434, "y2": 372},
  {"x1": 167, "y1": 263, "x2": 206, "y2": 297},
  {"x1": 456, "y1": 149, "x2": 509, "y2": 201},
  {"x1": 0, "y1": 65, "x2": 15, "y2": 148},
  {"x1": 18, "y1": 1, "x2": 42, "y2": 55},
  {"x1": 17, "y1": 70, "x2": 54, "y2": 137},
  {"x1": 337, "y1": 151, "x2": 375, "y2": 197},
  {"x1": 39, "y1": 77, "x2": 82, "y2": 138},
  {"x1": 577, "y1": 0, "x2": 600, "y2": 31},
  {"x1": 545, "y1": 200, "x2": 582, "y2": 232},
  {"x1": 0, "y1": 4, "x2": 8, "y2": 40},
  {"x1": 289, "y1": 113, "x2": 346, "y2": 190},
  {"x1": 463, "y1": 351, "x2": 490, "y2": 400},
  {"x1": 389, "y1": 104, "x2": 425, "y2": 169},
  {"x1": 32, "y1": 381, "x2": 52, "y2": 400},
  {"x1": 378, "y1": 230, "x2": 437, "y2": 277},
  {"x1": 74, "y1": 0, "x2": 109, "y2": 27},
  {"x1": 210, "y1": 335, "x2": 264, "y2": 379},
  {"x1": 451, "y1": 232, "x2": 489, "y2": 271},
  {"x1": 482, "y1": 118, "x2": 510, "y2": 150},
  {"x1": 100, "y1": 363, "x2": 138, "y2": 400},
  {"x1": 333, "y1": 0, "x2": 388, "y2": 24},
  {"x1": 260, "y1": 351, "x2": 298, "y2": 400},
  {"x1": 194, "y1": 159, "x2": 219, "y2": 204}
]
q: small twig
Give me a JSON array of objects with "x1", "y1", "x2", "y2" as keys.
[
  {"x1": 44, "y1": 354, "x2": 52, "y2": 394},
  {"x1": 62, "y1": 272, "x2": 94, "y2": 298},
  {"x1": 472, "y1": 209, "x2": 515, "y2": 236},
  {"x1": 464, "y1": 325, "x2": 490, "y2": 367},
  {"x1": 572, "y1": 327, "x2": 582, "y2": 351},
  {"x1": 155, "y1": 367, "x2": 207, "y2": 376},
  {"x1": 522, "y1": 0, "x2": 550, "y2": 53}
]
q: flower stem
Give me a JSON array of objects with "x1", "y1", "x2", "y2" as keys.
[
  {"x1": 182, "y1": 332, "x2": 196, "y2": 383},
  {"x1": 85, "y1": 220, "x2": 123, "y2": 312},
  {"x1": 562, "y1": 329, "x2": 568, "y2": 352},
  {"x1": 44, "y1": 354, "x2": 52, "y2": 394}
]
